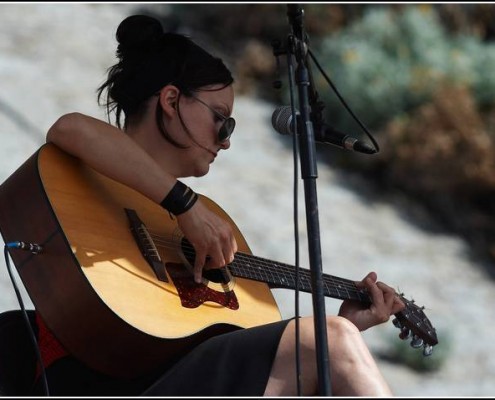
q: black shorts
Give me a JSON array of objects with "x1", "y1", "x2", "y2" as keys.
[{"x1": 33, "y1": 319, "x2": 291, "y2": 397}]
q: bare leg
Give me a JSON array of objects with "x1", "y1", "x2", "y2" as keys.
[{"x1": 264, "y1": 316, "x2": 392, "y2": 396}]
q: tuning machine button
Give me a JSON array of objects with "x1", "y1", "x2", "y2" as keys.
[
  {"x1": 399, "y1": 326, "x2": 411, "y2": 340},
  {"x1": 410, "y1": 335, "x2": 424, "y2": 348},
  {"x1": 423, "y1": 344, "x2": 433, "y2": 356}
]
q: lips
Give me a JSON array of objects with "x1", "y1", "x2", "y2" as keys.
[{"x1": 207, "y1": 149, "x2": 217, "y2": 163}]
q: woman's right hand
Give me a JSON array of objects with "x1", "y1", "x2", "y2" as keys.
[{"x1": 176, "y1": 199, "x2": 238, "y2": 284}]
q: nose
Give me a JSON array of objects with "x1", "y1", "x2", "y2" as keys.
[{"x1": 219, "y1": 138, "x2": 231, "y2": 150}]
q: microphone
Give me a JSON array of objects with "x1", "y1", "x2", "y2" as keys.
[{"x1": 271, "y1": 106, "x2": 377, "y2": 154}]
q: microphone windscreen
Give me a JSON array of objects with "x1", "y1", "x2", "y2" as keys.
[{"x1": 271, "y1": 106, "x2": 298, "y2": 135}]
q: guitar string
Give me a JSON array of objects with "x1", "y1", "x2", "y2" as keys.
[
  {"x1": 133, "y1": 232, "x2": 430, "y2": 335},
  {"x1": 148, "y1": 236, "x2": 430, "y2": 313},
  {"x1": 141, "y1": 229, "x2": 398, "y2": 299},
  {"x1": 145, "y1": 231, "x2": 363, "y2": 296},
  {"x1": 148, "y1": 234, "x2": 361, "y2": 294},
  {"x1": 145, "y1": 235, "x2": 433, "y2": 330},
  {"x1": 127, "y1": 227, "x2": 432, "y2": 339},
  {"x1": 148, "y1": 234, "x2": 359, "y2": 292}
]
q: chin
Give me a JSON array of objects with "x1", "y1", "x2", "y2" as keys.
[{"x1": 193, "y1": 167, "x2": 210, "y2": 177}]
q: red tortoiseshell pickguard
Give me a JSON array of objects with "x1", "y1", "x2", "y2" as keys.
[{"x1": 166, "y1": 262, "x2": 239, "y2": 309}]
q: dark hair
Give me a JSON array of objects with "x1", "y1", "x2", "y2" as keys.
[{"x1": 97, "y1": 14, "x2": 234, "y2": 146}]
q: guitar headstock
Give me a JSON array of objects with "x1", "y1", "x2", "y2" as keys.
[{"x1": 392, "y1": 294, "x2": 438, "y2": 356}]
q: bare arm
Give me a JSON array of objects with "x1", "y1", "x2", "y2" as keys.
[
  {"x1": 46, "y1": 113, "x2": 237, "y2": 281},
  {"x1": 46, "y1": 112, "x2": 174, "y2": 203}
]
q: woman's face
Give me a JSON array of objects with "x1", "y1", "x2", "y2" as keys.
[{"x1": 175, "y1": 84, "x2": 235, "y2": 177}]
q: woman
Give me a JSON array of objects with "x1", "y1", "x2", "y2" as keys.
[{"x1": 35, "y1": 14, "x2": 404, "y2": 396}]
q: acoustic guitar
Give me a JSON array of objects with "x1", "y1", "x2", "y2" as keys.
[{"x1": 0, "y1": 144, "x2": 438, "y2": 378}]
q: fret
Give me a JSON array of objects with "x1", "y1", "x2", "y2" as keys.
[
  {"x1": 230, "y1": 252, "x2": 355, "y2": 301},
  {"x1": 225, "y1": 251, "x2": 375, "y2": 306}
]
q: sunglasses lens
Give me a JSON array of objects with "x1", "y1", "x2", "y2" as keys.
[{"x1": 219, "y1": 117, "x2": 235, "y2": 142}]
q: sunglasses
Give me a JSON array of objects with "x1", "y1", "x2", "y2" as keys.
[{"x1": 189, "y1": 93, "x2": 236, "y2": 143}]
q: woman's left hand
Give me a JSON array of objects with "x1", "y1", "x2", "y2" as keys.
[{"x1": 338, "y1": 271, "x2": 405, "y2": 331}]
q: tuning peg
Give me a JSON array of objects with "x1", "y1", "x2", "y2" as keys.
[
  {"x1": 423, "y1": 344, "x2": 433, "y2": 357},
  {"x1": 399, "y1": 326, "x2": 411, "y2": 340},
  {"x1": 410, "y1": 335, "x2": 424, "y2": 348},
  {"x1": 392, "y1": 318, "x2": 402, "y2": 329}
]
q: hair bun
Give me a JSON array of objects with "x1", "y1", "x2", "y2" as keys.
[{"x1": 116, "y1": 15, "x2": 163, "y2": 57}]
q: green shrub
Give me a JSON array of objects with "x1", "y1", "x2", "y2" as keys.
[{"x1": 313, "y1": 5, "x2": 495, "y2": 134}]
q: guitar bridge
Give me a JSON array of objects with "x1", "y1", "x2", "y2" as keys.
[{"x1": 124, "y1": 208, "x2": 168, "y2": 282}]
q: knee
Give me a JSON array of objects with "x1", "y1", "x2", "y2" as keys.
[
  {"x1": 326, "y1": 315, "x2": 361, "y2": 338},
  {"x1": 296, "y1": 316, "x2": 360, "y2": 349},
  {"x1": 324, "y1": 316, "x2": 371, "y2": 357}
]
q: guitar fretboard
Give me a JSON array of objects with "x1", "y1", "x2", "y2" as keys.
[{"x1": 229, "y1": 252, "x2": 371, "y2": 304}]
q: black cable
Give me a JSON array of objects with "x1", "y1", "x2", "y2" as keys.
[
  {"x1": 308, "y1": 48, "x2": 380, "y2": 153},
  {"x1": 285, "y1": 38, "x2": 303, "y2": 397},
  {"x1": 3, "y1": 244, "x2": 49, "y2": 396}
]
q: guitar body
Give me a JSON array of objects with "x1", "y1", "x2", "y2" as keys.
[{"x1": 0, "y1": 144, "x2": 281, "y2": 378}]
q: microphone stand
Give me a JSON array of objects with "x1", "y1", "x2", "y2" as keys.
[{"x1": 285, "y1": 4, "x2": 332, "y2": 395}]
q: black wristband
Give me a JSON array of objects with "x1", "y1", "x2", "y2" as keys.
[{"x1": 160, "y1": 181, "x2": 199, "y2": 216}]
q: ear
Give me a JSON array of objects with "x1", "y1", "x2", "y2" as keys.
[{"x1": 158, "y1": 85, "x2": 180, "y2": 118}]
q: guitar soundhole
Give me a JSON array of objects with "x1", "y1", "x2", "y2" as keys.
[
  {"x1": 181, "y1": 238, "x2": 230, "y2": 284},
  {"x1": 203, "y1": 268, "x2": 230, "y2": 284}
]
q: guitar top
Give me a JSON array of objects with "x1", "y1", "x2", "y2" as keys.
[{"x1": 0, "y1": 144, "x2": 437, "y2": 378}]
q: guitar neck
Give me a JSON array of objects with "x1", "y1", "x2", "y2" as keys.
[{"x1": 229, "y1": 252, "x2": 372, "y2": 304}]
